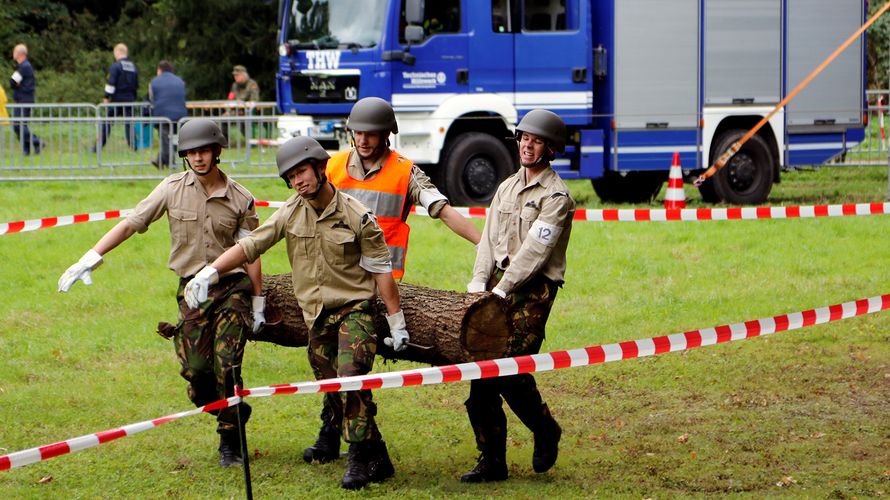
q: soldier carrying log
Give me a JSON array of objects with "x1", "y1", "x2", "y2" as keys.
[
  {"x1": 184, "y1": 136, "x2": 408, "y2": 490},
  {"x1": 462, "y1": 109, "x2": 576, "y2": 482}
]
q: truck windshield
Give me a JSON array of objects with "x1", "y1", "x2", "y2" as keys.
[{"x1": 285, "y1": 0, "x2": 387, "y2": 49}]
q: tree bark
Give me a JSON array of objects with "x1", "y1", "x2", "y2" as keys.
[{"x1": 249, "y1": 273, "x2": 515, "y2": 365}]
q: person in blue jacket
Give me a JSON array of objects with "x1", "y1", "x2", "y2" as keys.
[
  {"x1": 9, "y1": 44, "x2": 44, "y2": 155},
  {"x1": 96, "y1": 43, "x2": 139, "y2": 151},
  {"x1": 149, "y1": 60, "x2": 187, "y2": 168}
]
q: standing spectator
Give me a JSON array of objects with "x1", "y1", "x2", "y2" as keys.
[
  {"x1": 9, "y1": 44, "x2": 44, "y2": 155},
  {"x1": 462, "y1": 109, "x2": 574, "y2": 482},
  {"x1": 222, "y1": 65, "x2": 260, "y2": 142},
  {"x1": 96, "y1": 43, "x2": 139, "y2": 151},
  {"x1": 228, "y1": 65, "x2": 260, "y2": 103},
  {"x1": 149, "y1": 60, "x2": 187, "y2": 168},
  {"x1": 0, "y1": 82, "x2": 9, "y2": 125}
]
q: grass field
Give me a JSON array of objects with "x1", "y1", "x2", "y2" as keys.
[{"x1": 1, "y1": 166, "x2": 889, "y2": 498}]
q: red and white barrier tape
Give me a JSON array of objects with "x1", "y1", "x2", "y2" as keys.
[
  {"x1": 0, "y1": 396, "x2": 242, "y2": 471},
  {"x1": 411, "y1": 202, "x2": 890, "y2": 222},
  {"x1": 0, "y1": 210, "x2": 132, "y2": 236},
  {"x1": 4, "y1": 292, "x2": 887, "y2": 470},
  {"x1": 4, "y1": 201, "x2": 890, "y2": 236}
]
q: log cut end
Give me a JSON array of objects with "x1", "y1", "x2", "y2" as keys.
[{"x1": 462, "y1": 295, "x2": 513, "y2": 361}]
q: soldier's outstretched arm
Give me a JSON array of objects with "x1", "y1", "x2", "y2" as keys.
[
  {"x1": 58, "y1": 219, "x2": 137, "y2": 292},
  {"x1": 184, "y1": 243, "x2": 250, "y2": 308},
  {"x1": 439, "y1": 204, "x2": 481, "y2": 245}
]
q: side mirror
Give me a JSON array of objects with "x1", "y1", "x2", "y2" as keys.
[
  {"x1": 406, "y1": 0, "x2": 424, "y2": 25},
  {"x1": 404, "y1": 25, "x2": 424, "y2": 44}
]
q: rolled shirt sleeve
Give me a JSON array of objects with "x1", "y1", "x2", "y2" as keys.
[
  {"x1": 357, "y1": 211, "x2": 393, "y2": 271},
  {"x1": 238, "y1": 204, "x2": 287, "y2": 264},
  {"x1": 407, "y1": 166, "x2": 449, "y2": 218},
  {"x1": 125, "y1": 178, "x2": 172, "y2": 233},
  {"x1": 471, "y1": 189, "x2": 500, "y2": 285}
]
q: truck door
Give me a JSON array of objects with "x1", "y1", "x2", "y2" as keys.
[
  {"x1": 389, "y1": 0, "x2": 468, "y2": 113},
  {"x1": 786, "y1": 0, "x2": 864, "y2": 165},
  {"x1": 513, "y1": 0, "x2": 591, "y2": 127},
  {"x1": 466, "y1": 0, "x2": 514, "y2": 95},
  {"x1": 786, "y1": 0, "x2": 863, "y2": 128}
]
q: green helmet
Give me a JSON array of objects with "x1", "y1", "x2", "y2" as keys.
[
  {"x1": 515, "y1": 109, "x2": 566, "y2": 153},
  {"x1": 178, "y1": 118, "x2": 228, "y2": 157},
  {"x1": 347, "y1": 97, "x2": 398, "y2": 134},
  {"x1": 277, "y1": 136, "x2": 330, "y2": 187}
]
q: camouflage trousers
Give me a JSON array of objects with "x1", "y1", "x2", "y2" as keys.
[
  {"x1": 174, "y1": 273, "x2": 253, "y2": 433},
  {"x1": 465, "y1": 271, "x2": 560, "y2": 454},
  {"x1": 308, "y1": 300, "x2": 381, "y2": 443}
]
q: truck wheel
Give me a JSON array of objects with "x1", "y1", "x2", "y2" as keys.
[
  {"x1": 707, "y1": 129, "x2": 774, "y2": 204},
  {"x1": 441, "y1": 132, "x2": 515, "y2": 206},
  {"x1": 591, "y1": 171, "x2": 666, "y2": 204}
]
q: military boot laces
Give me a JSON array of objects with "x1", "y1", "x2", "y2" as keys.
[
  {"x1": 341, "y1": 442, "x2": 371, "y2": 490},
  {"x1": 303, "y1": 425, "x2": 341, "y2": 463},
  {"x1": 532, "y1": 420, "x2": 562, "y2": 473},
  {"x1": 366, "y1": 440, "x2": 395, "y2": 483},
  {"x1": 460, "y1": 453, "x2": 508, "y2": 483},
  {"x1": 218, "y1": 432, "x2": 244, "y2": 468}
]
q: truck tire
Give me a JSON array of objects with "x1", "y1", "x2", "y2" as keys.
[
  {"x1": 591, "y1": 171, "x2": 666, "y2": 204},
  {"x1": 440, "y1": 132, "x2": 515, "y2": 206},
  {"x1": 704, "y1": 129, "x2": 774, "y2": 205}
]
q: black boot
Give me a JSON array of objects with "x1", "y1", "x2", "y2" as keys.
[
  {"x1": 366, "y1": 439, "x2": 395, "y2": 483},
  {"x1": 218, "y1": 402, "x2": 251, "y2": 468},
  {"x1": 341, "y1": 442, "x2": 371, "y2": 490},
  {"x1": 218, "y1": 431, "x2": 243, "y2": 467},
  {"x1": 460, "y1": 452, "x2": 508, "y2": 483},
  {"x1": 532, "y1": 419, "x2": 562, "y2": 473},
  {"x1": 303, "y1": 424, "x2": 341, "y2": 463}
]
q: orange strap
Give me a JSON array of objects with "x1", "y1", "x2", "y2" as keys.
[{"x1": 694, "y1": 1, "x2": 890, "y2": 186}]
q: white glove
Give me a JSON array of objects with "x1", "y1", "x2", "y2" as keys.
[
  {"x1": 383, "y1": 310, "x2": 409, "y2": 352},
  {"x1": 492, "y1": 287, "x2": 507, "y2": 298},
  {"x1": 466, "y1": 280, "x2": 487, "y2": 293},
  {"x1": 251, "y1": 296, "x2": 266, "y2": 333},
  {"x1": 184, "y1": 266, "x2": 219, "y2": 308},
  {"x1": 58, "y1": 249, "x2": 104, "y2": 292}
]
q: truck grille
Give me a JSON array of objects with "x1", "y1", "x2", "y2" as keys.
[{"x1": 291, "y1": 74, "x2": 360, "y2": 104}]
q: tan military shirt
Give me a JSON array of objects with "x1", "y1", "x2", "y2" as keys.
[
  {"x1": 126, "y1": 170, "x2": 258, "y2": 278},
  {"x1": 345, "y1": 149, "x2": 449, "y2": 218},
  {"x1": 238, "y1": 187, "x2": 391, "y2": 330},
  {"x1": 472, "y1": 166, "x2": 575, "y2": 294}
]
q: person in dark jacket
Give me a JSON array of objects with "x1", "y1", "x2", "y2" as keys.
[
  {"x1": 149, "y1": 60, "x2": 187, "y2": 168},
  {"x1": 96, "y1": 43, "x2": 139, "y2": 151},
  {"x1": 9, "y1": 44, "x2": 44, "y2": 155}
]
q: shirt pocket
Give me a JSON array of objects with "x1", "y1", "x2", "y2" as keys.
[
  {"x1": 496, "y1": 201, "x2": 514, "y2": 243},
  {"x1": 519, "y1": 203, "x2": 541, "y2": 235},
  {"x1": 322, "y1": 229, "x2": 357, "y2": 267},
  {"x1": 168, "y1": 208, "x2": 197, "y2": 251},
  {"x1": 214, "y1": 216, "x2": 238, "y2": 246},
  {"x1": 286, "y1": 226, "x2": 315, "y2": 264}
]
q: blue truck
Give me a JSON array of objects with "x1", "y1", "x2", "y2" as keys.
[{"x1": 275, "y1": 0, "x2": 866, "y2": 205}]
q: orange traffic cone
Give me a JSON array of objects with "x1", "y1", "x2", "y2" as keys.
[{"x1": 664, "y1": 152, "x2": 686, "y2": 209}]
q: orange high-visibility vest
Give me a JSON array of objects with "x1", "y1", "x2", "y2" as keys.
[{"x1": 327, "y1": 150, "x2": 412, "y2": 279}]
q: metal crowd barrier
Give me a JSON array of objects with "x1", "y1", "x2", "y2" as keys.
[
  {"x1": 0, "y1": 101, "x2": 279, "y2": 180},
  {"x1": 829, "y1": 89, "x2": 890, "y2": 167},
  {"x1": 1, "y1": 97, "x2": 887, "y2": 180}
]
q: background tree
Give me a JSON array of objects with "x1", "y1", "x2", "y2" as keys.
[{"x1": 0, "y1": 0, "x2": 277, "y2": 103}]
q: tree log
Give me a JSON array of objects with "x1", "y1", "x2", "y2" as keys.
[{"x1": 249, "y1": 273, "x2": 515, "y2": 365}]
